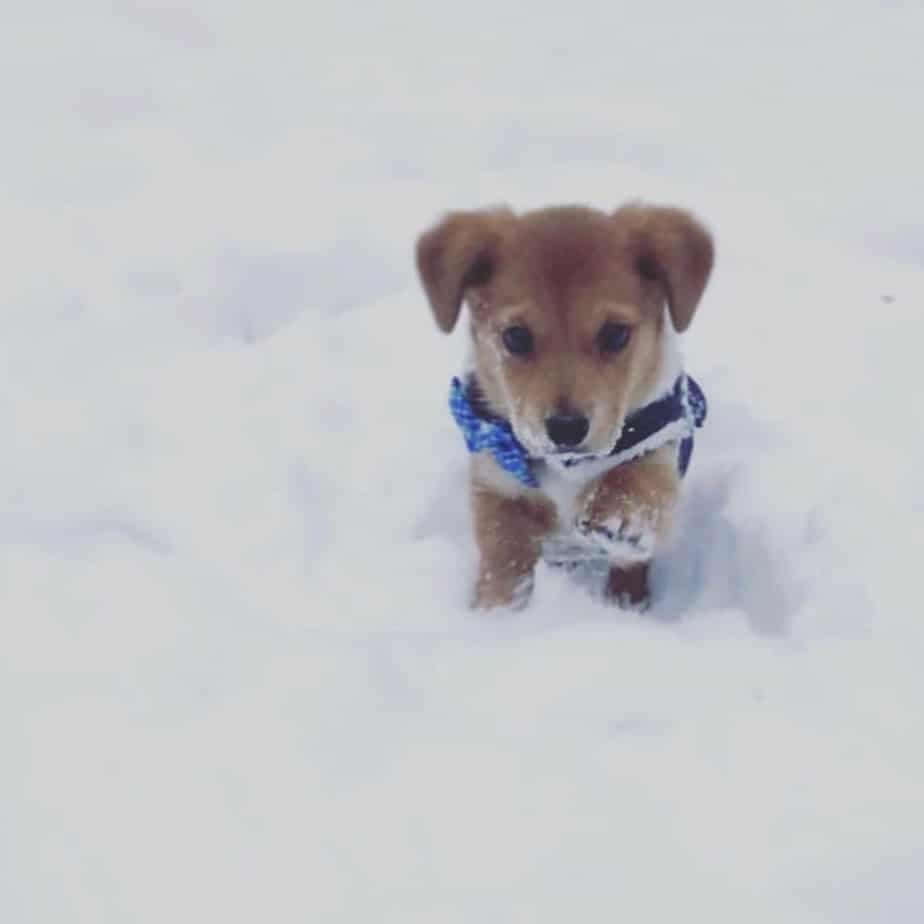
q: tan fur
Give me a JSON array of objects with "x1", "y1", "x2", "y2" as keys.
[
  {"x1": 606, "y1": 561, "x2": 650, "y2": 607},
  {"x1": 578, "y1": 444, "x2": 680, "y2": 546},
  {"x1": 416, "y1": 203, "x2": 714, "y2": 610},
  {"x1": 470, "y1": 472, "x2": 556, "y2": 608}
]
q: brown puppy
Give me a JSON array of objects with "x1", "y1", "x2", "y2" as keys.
[{"x1": 416, "y1": 203, "x2": 713, "y2": 610}]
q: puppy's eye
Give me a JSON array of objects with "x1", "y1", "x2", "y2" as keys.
[
  {"x1": 597, "y1": 321, "x2": 631, "y2": 354},
  {"x1": 501, "y1": 325, "x2": 534, "y2": 356}
]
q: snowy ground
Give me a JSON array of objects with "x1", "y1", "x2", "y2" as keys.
[{"x1": 4, "y1": 1, "x2": 924, "y2": 920}]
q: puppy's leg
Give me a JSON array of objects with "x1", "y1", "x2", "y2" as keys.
[
  {"x1": 471, "y1": 479, "x2": 555, "y2": 610},
  {"x1": 577, "y1": 448, "x2": 680, "y2": 607},
  {"x1": 606, "y1": 562, "x2": 651, "y2": 608}
]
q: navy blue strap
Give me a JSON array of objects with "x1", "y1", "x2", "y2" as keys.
[
  {"x1": 449, "y1": 374, "x2": 706, "y2": 487},
  {"x1": 584, "y1": 373, "x2": 706, "y2": 475},
  {"x1": 612, "y1": 376, "x2": 704, "y2": 455}
]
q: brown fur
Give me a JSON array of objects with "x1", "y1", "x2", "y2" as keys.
[
  {"x1": 417, "y1": 203, "x2": 714, "y2": 610},
  {"x1": 578, "y1": 444, "x2": 680, "y2": 543},
  {"x1": 606, "y1": 562, "x2": 650, "y2": 607},
  {"x1": 470, "y1": 477, "x2": 556, "y2": 608}
]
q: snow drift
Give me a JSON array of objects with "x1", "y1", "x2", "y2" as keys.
[{"x1": 3, "y1": 2, "x2": 924, "y2": 921}]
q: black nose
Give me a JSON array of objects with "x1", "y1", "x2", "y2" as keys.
[{"x1": 545, "y1": 413, "x2": 589, "y2": 448}]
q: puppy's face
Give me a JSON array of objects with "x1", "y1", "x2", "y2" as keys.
[{"x1": 417, "y1": 204, "x2": 713, "y2": 458}]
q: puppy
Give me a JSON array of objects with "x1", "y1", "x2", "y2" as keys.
[{"x1": 416, "y1": 203, "x2": 713, "y2": 610}]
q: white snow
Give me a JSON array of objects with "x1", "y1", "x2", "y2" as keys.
[{"x1": 4, "y1": 1, "x2": 924, "y2": 921}]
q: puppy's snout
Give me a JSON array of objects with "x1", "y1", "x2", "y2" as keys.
[{"x1": 545, "y1": 412, "x2": 589, "y2": 449}]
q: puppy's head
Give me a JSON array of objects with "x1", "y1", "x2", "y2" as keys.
[{"x1": 416, "y1": 204, "x2": 713, "y2": 458}]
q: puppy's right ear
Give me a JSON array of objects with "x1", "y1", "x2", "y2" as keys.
[{"x1": 415, "y1": 210, "x2": 508, "y2": 333}]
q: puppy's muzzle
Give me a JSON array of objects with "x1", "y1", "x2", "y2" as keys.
[{"x1": 545, "y1": 412, "x2": 590, "y2": 449}]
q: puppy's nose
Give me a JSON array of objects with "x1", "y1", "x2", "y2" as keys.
[{"x1": 545, "y1": 413, "x2": 589, "y2": 448}]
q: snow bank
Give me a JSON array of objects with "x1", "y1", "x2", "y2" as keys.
[{"x1": 4, "y1": 1, "x2": 924, "y2": 921}]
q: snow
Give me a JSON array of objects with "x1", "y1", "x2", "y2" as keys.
[{"x1": 4, "y1": 1, "x2": 924, "y2": 920}]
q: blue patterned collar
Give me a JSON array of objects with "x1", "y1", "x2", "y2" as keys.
[{"x1": 449, "y1": 374, "x2": 707, "y2": 489}]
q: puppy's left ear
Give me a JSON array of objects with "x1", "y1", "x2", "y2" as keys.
[
  {"x1": 415, "y1": 209, "x2": 510, "y2": 333},
  {"x1": 614, "y1": 204, "x2": 714, "y2": 332}
]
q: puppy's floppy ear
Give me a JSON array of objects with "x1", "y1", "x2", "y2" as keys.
[
  {"x1": 415, "y1": 209, "x2": 509, "y2": 333},
  {"x1": 614, "y1": 204, "x2": 714, "y2": 332}
]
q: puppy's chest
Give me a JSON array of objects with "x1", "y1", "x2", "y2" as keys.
[
  {"x1": 537, "y1": 464, "x2": 589, "y2": 528},
  {"x1": 473, "y1": 453, "x2": 651, "y2": 566},
  {"x1": 535, "y1": 464, "x2": 608, "y2": 565}
]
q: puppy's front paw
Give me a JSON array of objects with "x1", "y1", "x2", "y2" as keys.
[
  {"x1": 473, "y1": 571, "x2": 534, "y2": 612},
  {"x1": 576, "y1": 514, "x2": 656, "y2": 564}
]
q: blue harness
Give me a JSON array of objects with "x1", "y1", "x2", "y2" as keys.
[{"x1": 449, "y1": 374, "x2": 707, "y2": 489}]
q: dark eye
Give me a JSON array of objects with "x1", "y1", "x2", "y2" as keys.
[
  {"x1": 597, "y1": 321, "x2": 631, "y2": 354},
  {"x1": 502, "y1": 325, "x2": 534, "y2": 356}
]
